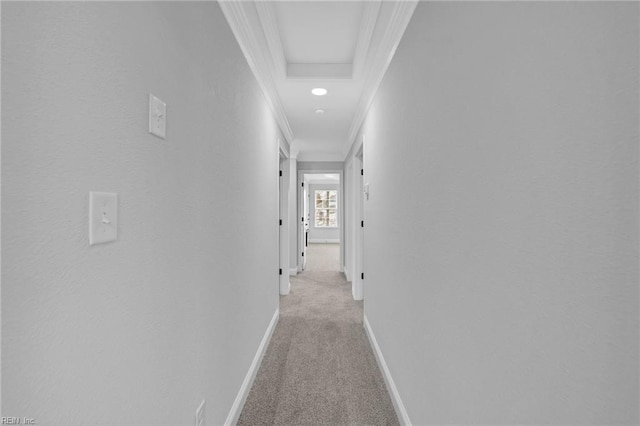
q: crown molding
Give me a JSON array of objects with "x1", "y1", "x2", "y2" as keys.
[
  {"x1": 352, "y1": 1, "x2": 382, "y2": 80},
  {"x1": 279, "y1": 137, "x2": 290, "y2": 159},
  {"x1": 218, "y1": 0, "x2": 294, "y2": 144},
  {"x1": 343, "y1": 0, "x2": 418, "y2": 159},
  {"x1": 255, "y1": 1, "x2": 287, "y2": 81}
]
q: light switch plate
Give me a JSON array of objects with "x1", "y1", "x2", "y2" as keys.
[
  {"x1": 89, "y1": 192, "x2": 118, "y2": 245},
  {"x1": 149, "y1": 94, "x2": 166, "y2": 139}
]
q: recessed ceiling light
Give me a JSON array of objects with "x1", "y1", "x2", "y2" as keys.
[
  {"x1": 314, "y1": 108, "x2": 325, "y2": 115},
  {"x1": 311, "y1": 88, "x2": 327, "y2": 96}
]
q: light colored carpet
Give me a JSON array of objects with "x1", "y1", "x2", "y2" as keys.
[
  {"x1": 237, "y1": 270, "x2": 399, "y2": 426},
  {"x1": 305, "y1": 243, "x2": 340, "y2": 272}
]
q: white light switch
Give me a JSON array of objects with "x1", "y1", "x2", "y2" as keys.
[
  {"x1": 149, "y1": 94, "x2": 166, "y2": 139},
  {"x1": 89, "y1": 192, "x2": 118, "y2": 245}
]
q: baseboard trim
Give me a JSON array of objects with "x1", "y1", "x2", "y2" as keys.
[
  {"x1": 225, "y1": 308, "x2": 279, "y2": 426},
  {"x1": 289, "y1": 268, "x2": 297, "y2": 276},
  {"x1": 363, "y1": 315, "x2": 412, "y2": 426},
  {"x1": 308, "y1": 239, "x2": 340, "y2": 244}
]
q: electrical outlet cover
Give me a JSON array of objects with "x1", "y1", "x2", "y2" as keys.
[{"x1": 89, "y1": 192, "x2": 118, "y2": 245}]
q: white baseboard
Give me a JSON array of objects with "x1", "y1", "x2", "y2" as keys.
[
  {"x1": 289, "y1": 268, "x2": 297, "y2": 276},
  {"x1": 308, "y1": 239, "x2": 340, "y2": 244},
  {"x1": 363, "y1": 315, "x2": 412, "y2": 426},
  {"x1": 225, "y1": 309, "x2": 279, "y2": 426}
]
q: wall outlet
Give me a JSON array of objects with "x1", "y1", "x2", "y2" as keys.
[{"x1": 195, "y1": 400, "x2": 205, "y2": 426}]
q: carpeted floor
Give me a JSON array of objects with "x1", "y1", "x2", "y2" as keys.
[
  {"x1": 304, "y1": 243, "x2": 340, "y2": 272},
  {"x1": 237, "y1": 269, "x2": 399, "y2": 426}
]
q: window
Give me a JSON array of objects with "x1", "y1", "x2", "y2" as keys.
[{"x1": 314, "y1": 190, "x2": 338, "y2": 228}]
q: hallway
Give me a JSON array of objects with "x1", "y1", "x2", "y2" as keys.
[
  {"x1": 238, "y1": 266, "x2": 397, "y2": 425},
  {"x1": 2, "y1": 1, "x2": 638, "y2": 425}
]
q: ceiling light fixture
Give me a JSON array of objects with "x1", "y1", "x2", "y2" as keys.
[
  {"x1": 314, "y1": 108, "x2": 325, "y2": 115},
  {"x1": 311, "y1": 88, "x2": 327, "y2": 96}
]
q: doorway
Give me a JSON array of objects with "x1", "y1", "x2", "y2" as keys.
[
  {"x1": 298, "y1": 172, "x2": 343, "y2": 273},
  {"x1": 278, "y1": 146, "x2": 291, "y2": 296}
]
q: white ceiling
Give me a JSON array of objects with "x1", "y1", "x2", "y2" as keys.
[
  {"x1": 219, "y1": 1, "x2": 418, "y2": 162},
  {"x1": 279, "y1": 78, "x2": 363, "y2": 160},
  {"x1": 264, "y1": 1, "x2": 376, "y2": 161},
  {"x1": 275, "y1": 2, "x2": 364, "y2": 64}
]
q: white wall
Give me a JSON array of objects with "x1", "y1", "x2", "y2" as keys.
[
  {"x1": 2, "y1": 2, "x2": 281, "y2": 424},
  {"x1": 309, "y1": 184, "x2": 340, "y2": 243},
  {"x1": 0, "y1": 0, "x2": 4, "y2": 415},
  {"x1": 358, "y1": 2, "x2": 639, "y2": 424}
]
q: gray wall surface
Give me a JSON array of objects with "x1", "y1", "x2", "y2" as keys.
[
  {"x1": 360, "y1": 2, "x2": 639, "y2": 424},
  {"x1": 2, "y1": 2, "x2": 280, "y2": 424},
  {"x1": 309, "y1": 184, "x2": 340, "y2": 242}
]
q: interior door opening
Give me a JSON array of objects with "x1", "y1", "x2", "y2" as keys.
[
  {"x1": 279, "y1": 148, "x2": 291, "y2": 296},
  {"x1": 298, "y1": 172, "x2": 343, "y2": 273}
]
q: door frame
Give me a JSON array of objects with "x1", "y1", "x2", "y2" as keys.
[
  {"x1": 344, "y1": 158, "x2": 354, "y2": 282},
  {"x1": 297, "y1": 169, "x2": 344, "y2": 273},
  {"x1": 353, "y1": 143, "x2": 365, "y2": 301},
  {"x1": 278, "y1": 141, "x2": 291, "y2": 295}
]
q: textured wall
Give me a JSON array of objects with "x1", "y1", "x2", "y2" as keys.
[
  {"x1": 361, "y1": 2, "x2": 639, "y2": 424},
  {"x1": 2, "y1": 2, "x2": 280, "y2": 424}
]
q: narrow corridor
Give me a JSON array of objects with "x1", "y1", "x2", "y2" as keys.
[
  {"x1": 238, "y1": 245, "x2": 397, "y2": 425},
  {"x1": 2, "y1": 2, "x2": 637, "y2": 424}
]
